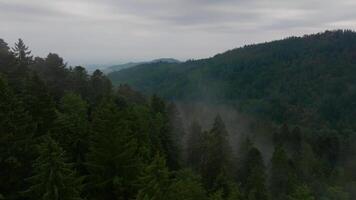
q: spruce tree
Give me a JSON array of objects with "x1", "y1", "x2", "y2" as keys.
[
  {"x1": 89, "y1": 70, "x2": 112, "y2": 105},
  {"x1": 53, "y1": 92, "x2": 89, "y2": 170},
  {"x1": 235, "y1": 136, "x2": 253, "y2": 184},
  {"x1": 186, "y1": 120, "x2": 204, "y2": 171},
  {"x1": 87, "y1": 98, "x2": 141, "y2": 200},
  {"x1": 0, "y1": 76, "x2": 34, "y2": 199},
  {"x1": 136, "y1": 154, "x2": 170, "y2": 200},
  {"x1": 166, "y1": 169, "x2": 207, "y2": 200},
  {"x1": 201, "y1": 115, "x2": 231, "y2": 191},
  {"x1": 25, "y1": 136, "x2": 83, "y2": 200},
  {"x1": 244, "y1": 147, "x2": 268, "y2": 200},
  {"x1": 23, "y1": 73, "x2": 56, "y2": 136},
  {"x1": 270, "y1": 145, "x2": 296, "y2": 200},
  {"x1": 150, "y1": 95, "x2": 180, "y2": 170},
  {"x1": 287, "y1": 185, "x2": 315, "y2": 200},
  {"x1": 12, "y1": 38, "x2": 32, "y2": 66}
]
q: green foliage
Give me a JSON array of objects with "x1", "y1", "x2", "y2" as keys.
[
  {"x1": 244, "y1": 147, "x2": 268, "y2": 200},
  {"x1": 12, "y1": 38, "x2": 32, "y2": 66},
  {"x1": 186, "y1": 120, "x2": 205, "y2": 171},
  {"x1": 270, "y1": 145, "x2": 296, "y2": 200},
  {"x1": 108, "y1": 30, "x2": 356, "y2": 131},
  {"x1": 150, "y1": 95, "x2": 181, "y2": 170},
  {"x1": 166, "y1": 169, "x2": 207, "y2": 200},
  {"x1": 321, "y1": 186, "x2": 349, "y2": 200},
  {"x1": 287, "y1": 185, "x2": 315, "y2": 200},
  {"x1": 23, "y1": 73, "x2": 56, "y2": 136},
  {"x1": 87, "y1": 99, "x2": 141, "y2": 200},
  {"x1": 201, "y1": 115, "x2": 231, "y2": 191},
  {"x1": 1, "y1": 33, "x2": 356, "y2": 200},
  {"x1": 136, "y1": 154, "x2": 170, "y2": 200},
  {"x1": 25, "y1": 136, "x2": 83, "y2": 200},
  {"x1": 52, "y1": 92, "x2": 89, "y2": 168},
  {"x1": 0, "y1": 76, "x2": 34, "y2": 199}
]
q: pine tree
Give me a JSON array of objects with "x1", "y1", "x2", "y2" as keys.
[
  {"x1": 0, "y1": 76, "x2": 34, "y2": 199},
  {"x1": 150, "y1": 95, "x2": 181, "y2": 170},
  {"x1": 0, "y1": 39, "x2": 16, "y2": 75},
  {"x1": 165, "y1": 169, "x2": 207, "y2": 200},
  {"x1": 244, "y1": 147, "x2": 268, "y2": 200},
  {"x1": 25, "y1": 136, "x2": 83, "y2": 200},
  {"x1": 201, "y1": 115, "x2": 231, "y2": 191},
  {"x1": 23, "y1": 73, "x2": 56, "y2": 136},
  {"x1": 186, "y1": 120, "x2": 204, "y2": 171},
  {"x1": 235, "y1": 135, "x2": 253, "y2": 184},
  {"x1": 287, "y1": 185, "x2": 315, "y2": 200},
  {"x1": 69, "y1": 66, "x2": 89, "y2": 99},
  {"x1": 43, "y1": 53, "x2": 69, "y2": 100},
  {"x1": 136, "y1": 154, "x2": 170, "y2": 200},
  {"x1": 89, "y1": 70, "x2": 112, "y2": 105},
  {"x1": 270, "y1": 145, "x2": 296, "y2": 200},
  {"x1": 87, "y1": 98, "x2": 141, "y2": 200},
  {"x1": 12, "y1": 39, "x2": 32, "y2": 66},
  {"x1": 52, "y1": 92, "x2": 89, "y2": 170}
]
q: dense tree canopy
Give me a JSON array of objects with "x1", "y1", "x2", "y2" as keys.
[{"x1": 0, "y1": 33, "x2": 355, "y2": 200}]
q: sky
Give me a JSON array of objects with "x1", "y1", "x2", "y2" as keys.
[{"x1": 1, "y1": 0, "x2": 356, "y2": 66}]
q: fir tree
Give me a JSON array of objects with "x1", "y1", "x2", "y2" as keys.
[
  {"x1": 12, "y1": 38, "x2": 32, "y2": 66},
  {"x1": 23, "y1": 73, "x2": 56, "y2": 136},
  {"x1": 87, "y1": 99, "x2": 141, "y2": 200},
  {"x1": 0, "y1": 76, "x2": 34, "y2": 199},
  {"x1": 52, "y1": 92, "x2": 89, "y2": 170},
  {"x1": 25, "y1": 136, "x2": 83, "y2": 200},
  {"x1": 150, "y1": 95, "x2": 181, "y2": 170},
  {"x1": 287, "y1": 185, "x2": 315, "y2": 200},
  {"x1": 270, "y1": 145, "x2": 296, "y2": 200},
  {"x1": 136, "y1": 154, "x2": 170, "y2": 200},
  {"x1": 186, "y1": 120, "x2": 204, "y2": 171},
  {"x1": 244, "y1": 147, "x2": 268, "y2": 200},
  {"x1": 201, "y1": 115, "x2": 231, "y2": 191},
  {"x1": 166, "y1": 169, "x2": 207, "y2": 200}
]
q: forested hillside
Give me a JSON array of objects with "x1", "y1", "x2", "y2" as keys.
[
  {"x1": 1, "y1": 35, "x2": 356, "y2": 200},
  {"x1": 109, "y1": 30, "x2": 356, "y2": 131}
]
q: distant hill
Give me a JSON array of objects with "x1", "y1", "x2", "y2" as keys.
[
  {"x1": 108, "y1": 30, "x2": 356, "y2": 130},
  {"x1": 103, "y1": 58, "x2": 180, "y2": 74}
]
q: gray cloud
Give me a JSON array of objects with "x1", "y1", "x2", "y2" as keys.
[{"x1": 1, "y1": 0, "x2": 356, "y2": 66}]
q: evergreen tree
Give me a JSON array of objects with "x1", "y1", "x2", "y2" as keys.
[
  {"x1": 0, "y1": 39, "x2": 16, "y2": 75},
  {"x1": 87, "y1": 99, "x2": 141, "y2": 200},
  {"x1": 25, "y1": 136, "x2": 83, "y2": 200},
  {"x1": 235, "y1": 136, "x2": 253, "y2": 184},
  {"x1": 270, "y1": 145, "x2": 296, "y2": 200},
  {"x1": 0, "y1": 76, "x2": 34, "y2": 199},
  {"x1": 43, "y1": 53, "x2": 68, "y2": 99},
  {"x1": 150, "y1": 95, "x2": 181, "y2": 170},
  {"x1": 23, "y1": 73, "x2": 56, "y2": 136},
  {"x1": 244, "y1": 147, "x2": 268, "y2": 200},
  {"x1": 53, "y1": 92, "x2": 89, "y2": 170},
  {"x1": 201, "y1": 115, "x2": 231, "y2": 191},
  {"x1": 69, "y1": 66, "x2": 89, "y2": 99},
  {"x1": 166, "y1": 169, "x2": 207, "y2": 200},
  {"x1": 136, "y1": 154, "x2": 170, "y2": 200},
  {"x1": 287, "y1": 185, "x2": 315, "y2": 200},
  {"x1": 208, "y1": 190, "x2": 224, "y2": 200},
  {"x1": 186, "y1": 120, "x2": 204, "y2": 171},
  {"x1": 12, "y1": 39, "x2": 32, "y2": 66},
  {"x1": 89, "y1": 70, "x2": 112, "y2": 105}
]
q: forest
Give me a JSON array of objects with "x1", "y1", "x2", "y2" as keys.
[{"x1": 0, "y1": 32, "x2": 356, "y2": 200}]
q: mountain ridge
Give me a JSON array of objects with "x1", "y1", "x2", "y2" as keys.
[{"x1": 108, "y1": 30, "x2": 356, "y2": 130}]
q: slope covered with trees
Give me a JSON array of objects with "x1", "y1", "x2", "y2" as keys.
[
  {"x1": 0, "y1": 33, "x2": 356, "y2": 200},
  {"x1": 108, "y1": 30, "x2": 356, "y2": 131}
]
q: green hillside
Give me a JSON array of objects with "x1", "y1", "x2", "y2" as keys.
[{"x1": 108, "y1": 30, "x2": 356, "y2": 130}]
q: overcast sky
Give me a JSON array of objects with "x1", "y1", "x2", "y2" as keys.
[{"x1": 1, "y1": 0, "x2": 356, "y2": 66}]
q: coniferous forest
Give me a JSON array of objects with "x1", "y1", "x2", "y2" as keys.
[{"x1": 1, "y1": 32, "x2": 356, "y2": 200}]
